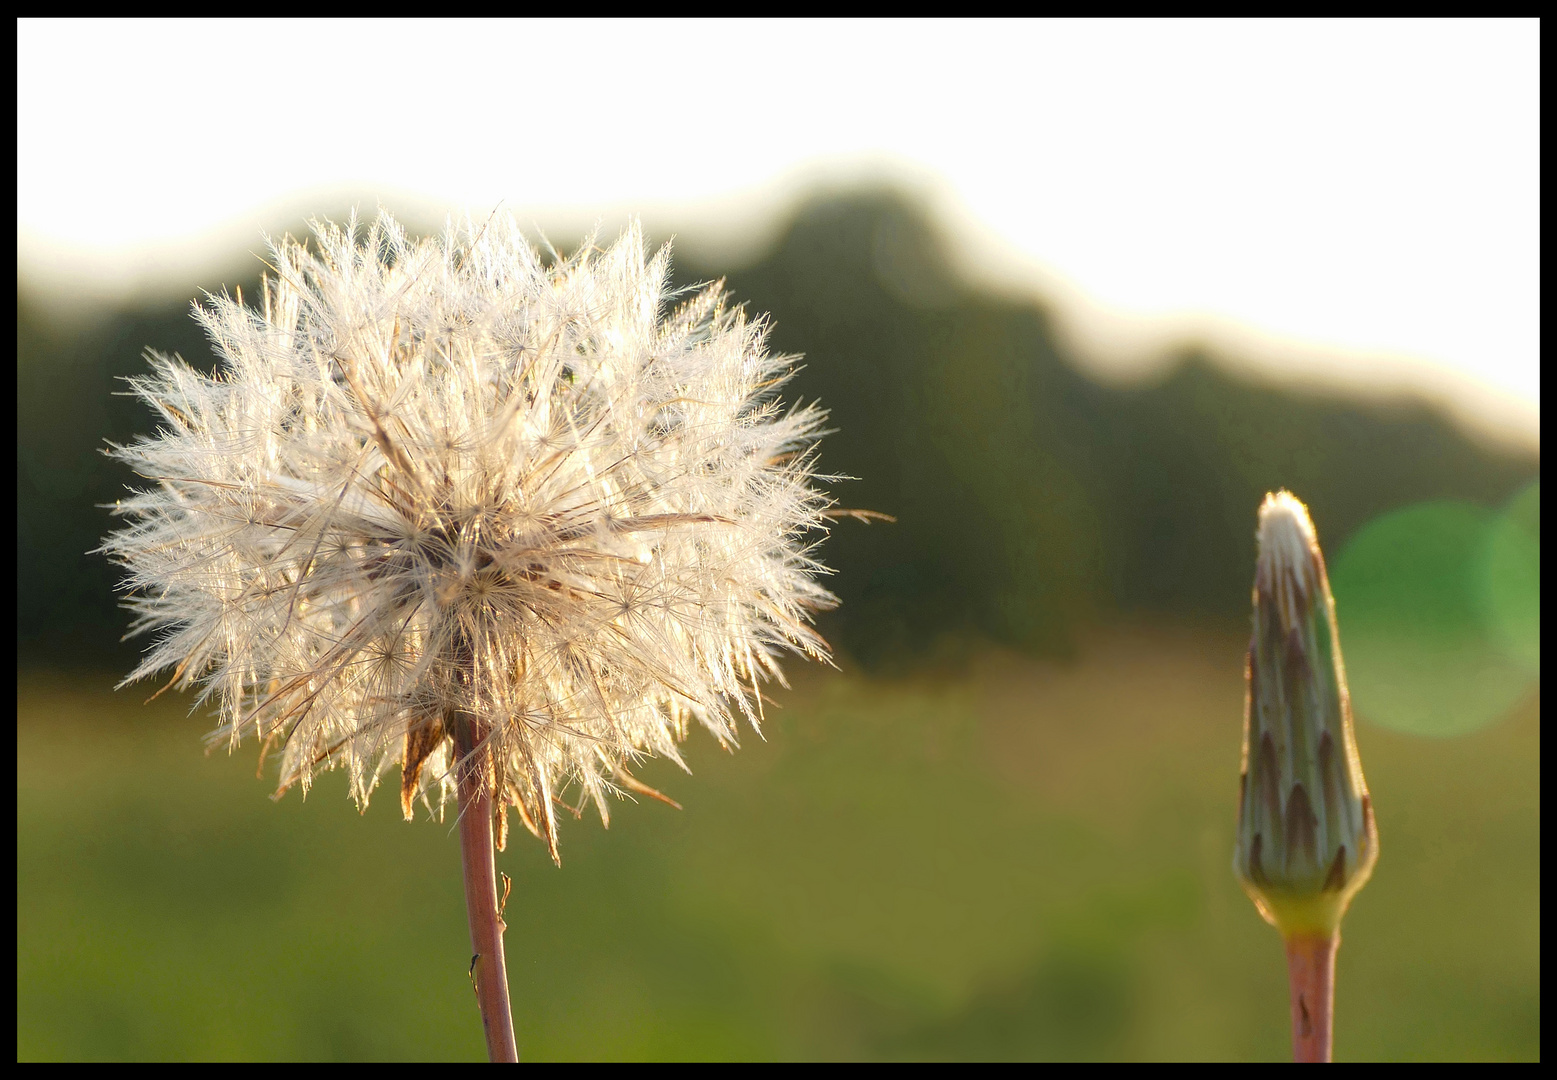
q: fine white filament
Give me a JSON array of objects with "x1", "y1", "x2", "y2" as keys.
[{"x1": 102, "y1": 211, "x2": 836, "y2": 860}]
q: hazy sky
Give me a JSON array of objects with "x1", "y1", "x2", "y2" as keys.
[{"x1": 17, "y1": 19, "x2": 1539, "y2": 443}]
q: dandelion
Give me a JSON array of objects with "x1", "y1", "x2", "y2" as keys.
[
  {"x1": 1234, "y1": 491, "x2": 1378, "y2": 1062},
  {"x1": 100, "y1": 211, "x2": 839, "y2": 1060}
]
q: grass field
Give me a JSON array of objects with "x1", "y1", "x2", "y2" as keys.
[{"x1": 16, "y1": 623, "x2": 1540, "y2": 1061}]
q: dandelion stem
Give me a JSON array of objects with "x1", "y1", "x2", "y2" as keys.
[
  {"x1": 454, "y1": 712, "x2": 518, "y2": 1063},
  {"x1": 105, "y1": 212, "x2": 838, "y2": 1061},
  {"x1": 1284, "y1": 931, "x2": 1337, "y2": 1062}
]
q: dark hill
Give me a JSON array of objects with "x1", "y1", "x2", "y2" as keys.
[
  {"x1": 677, "y1": 193, "x2": 1539, "y2": 666},
  {"x1": 16, "y1": 191, "x2": 1539, "y2": 671}
]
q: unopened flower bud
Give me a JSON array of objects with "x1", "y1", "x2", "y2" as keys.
[{"x1": 1235, "y1": 491, "x2": 1378, "y2": 938}]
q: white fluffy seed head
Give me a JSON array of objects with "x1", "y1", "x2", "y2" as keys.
[{"x1": 101, "y1": 211, "x2": 837, "y2": 862}]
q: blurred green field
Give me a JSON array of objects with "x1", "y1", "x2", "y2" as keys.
[{"x1": 16, "y1": 624, "x2": 1539, "y2": 1061}]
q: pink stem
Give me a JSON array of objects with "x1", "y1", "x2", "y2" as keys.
[
  {"x1": 454, "y1": 716, "x2": 518, "y2": 1063},
  {"x1": 1284, "y1": 932, "x2": 1338, "y2": 1062}
]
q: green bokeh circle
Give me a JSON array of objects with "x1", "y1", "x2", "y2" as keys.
[
  {"x1": 1482, "y1": 481, "x2": 1540, "y2": 675},
  {"x1": 1330, "y1": 494, "x2": 1538, "y2": 737}
]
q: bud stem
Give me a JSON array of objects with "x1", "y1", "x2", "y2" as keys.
[
  {"x1": 454, "y1": 713, "x2": 519, "y2": 1063},
  {"x1": 1284, "y1": 931, "x2": 1337, "y2": 1062}
]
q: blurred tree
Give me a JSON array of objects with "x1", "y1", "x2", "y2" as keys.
[
  {"x1": 16, "y1": 192, "x2": 1539, "y2": 672},
  {"x1": 681, "y1": 193, "x2": 1538, "y2": 666}
]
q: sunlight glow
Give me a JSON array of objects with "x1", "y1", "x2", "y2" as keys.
[{"x1": 17, "y1": 19, "x2": 1539, "y2": 443}]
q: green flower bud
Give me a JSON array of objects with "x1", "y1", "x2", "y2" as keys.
[{"x1": 1235, "y1": 492, "x2": 1378, "y2": 938}]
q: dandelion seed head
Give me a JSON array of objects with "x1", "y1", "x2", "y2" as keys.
[{"x1": 101, "y1": 210, "x2": 837, "y2": 862}]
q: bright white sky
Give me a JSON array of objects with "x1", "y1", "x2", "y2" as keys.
[{"x1": 17, "y1": 19, "x2": 1540, "y2": 445}]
